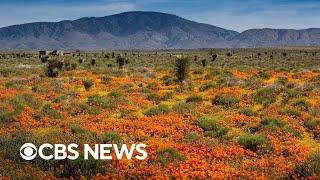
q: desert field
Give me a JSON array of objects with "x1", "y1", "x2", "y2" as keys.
[{"x1": 0, "y1": 48, "x2": 319, "y2": 179}]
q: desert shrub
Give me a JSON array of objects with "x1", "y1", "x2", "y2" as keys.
[
  {"x1": 197, "y1": 116, "x2": 228, "y2": 139},
  {"x1": 186, "y1": 95, "x2": 203, "y2": 103},
  {"x1": 238, "y1": 134, "x2": 267, "y2": 152},
  {"x1": 291, "y1": 151, "x2": 320, "y2": 178},
  {"x1": 277, "y1": 77, "x2": 288, "y2": 85},
  {"x1": 255, "y1": 71, "x2": 271, "y2": 80},
  {"x1": 83, "y1": 79, "x2": 94, "y2": 91},
  {"x1": 280, "y1": 108, "x2": 301, "y2": 118},
  {"x1": 46, "y1": 59, "x2": 63, "y2": 77},
  {"x1": 244, "y1": 77, "x2": 262, "y2": 89},
  {"x1": 0, "y1": 132, "x2": 31, "y2": 163},
  {"x1": 253, "y1": 87, "x2": 277, "y2": 107},
  {"x1": 161, "y1": 91, "x2": 173, "y2": 101},
  {"x1": 102, "y1": 131, "x2": 124, "y2": 145},
  {"x1": 71, "y1": 63, "x2": 77, "y2": 70},
  {"x1": 193, "y1": 68, "x2": 204, "y2": 75},
  {"x1": 1, "y1": 94, "x2": 40, "y2": 123},
  {"x1": 40, "y1": 55, "x2": 49, "y2": 63},
  {"x1": 172, "y1": 102, "x2": 197, "y2": 115},
  {"x1": 199, "y1": 82, "x2": 216, "y2": 92},
  {"x1": 238, "y1": 108, "x2": 257, "y2": 116},
  {"x1": 304, "y1": 119, "x2": 320, "y2": 130},
  {"x1": 162, "y1": 75, "x2": 176, "y2": 86},
  {"x1": 55, "y1": 154, "x2": 107, "y2": 179},
  {"x1": 174, "y1": 57, "x2": 190, "y2": 83},
  {"x1": 156, "y1": 148, "x2": 187, "y2": 166},
  {"x1": 146, "y1": 82, "x2": 158, "y2": 90},
  {"x1": 212, "y1": 95, "x2": 239, "y2": 108},
  {"x1": 144, "y1": 104, "x2": 170, "y2": 116},
  {"x1": 147, "y1": 93, "x2": 161, "y2": 104},
  {"x1": 294, "y1": 99, "x2": 309, "y2": 111},
  {"x1": 42, "y1": 104, "x2": 61, "y2": 119},
  {"x1": 101, "y1": 75, "x2": 112, "y2": 84},
  {"x1": 185, "y1": 132, "x2": 199, "y2": 144}
]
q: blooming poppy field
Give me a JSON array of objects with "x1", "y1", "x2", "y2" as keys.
[{"x1": 0, "y1": 48, "x2": 319, "y2": 179}]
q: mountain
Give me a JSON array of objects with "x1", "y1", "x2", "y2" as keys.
[
  {"x1": 231, "y1": 28, "x2": 320, "y2": 48},
  {"x1": 0, "y1": 11, "x2": 319, "y2": 50}
]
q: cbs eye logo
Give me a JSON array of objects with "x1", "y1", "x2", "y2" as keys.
[{"x1": 20, "y1": 143, "x2": 37, "y2": 160}]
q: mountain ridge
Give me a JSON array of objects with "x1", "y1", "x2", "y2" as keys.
[{"x1": 0, "y1": 11, "x2": 319, "y2": 50}]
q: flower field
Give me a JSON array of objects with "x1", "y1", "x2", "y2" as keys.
[{"x1": 0, "y1": 48, "x2": 319, "y2": 179}]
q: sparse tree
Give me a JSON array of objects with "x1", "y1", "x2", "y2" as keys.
[
  {"x1": 46, "y1": 59, "x2": 63, "y2": 77},
  {"x1": 174, "y1": 56, "x2": 190, "y2": 83},
  {"x1": 116, "y1": 55, "x2": 126, "y2": 69},
  {"x1": 201, "y1": 59, "x2": 207, "y2": 67},
  {"x1": 212, "y1": 54, "x2": 217, "y2": 61}
]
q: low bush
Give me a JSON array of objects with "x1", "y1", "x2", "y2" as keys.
[
  {"x1": 253, "y1": 87, "x2": 278, "y2": 107},
  {"x1": 238, "y1": 133, "x2": 267, "y2": 152},
  {"x1": 291, "y1": 151, "x2": 320, "y2": 178},
  {"x1": 186, "y1": 95, "x2": 203, "y2": 103},
  {"x1": 197, "y1": 116, "x2": 228, "y2": 139},
  {"x1": 212, "y1": 95, "x2": 239, "y2": 108},
  {"x1": 83, "y1": 79, "x2": 94, "y2": 91},
  {"x1": 156, "y1": 148, "x2": 187, "y2": 166},
  {"x1": 144, "y1": 104, "x2": 170, "y2": 116}
]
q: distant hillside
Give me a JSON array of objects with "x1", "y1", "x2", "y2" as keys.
[
  {"x1": 231, "y1": 28, "x2": 320, "y2": 48},
  {"x1": 0, "y1": 11, "x2": 319, "y2": 50}
]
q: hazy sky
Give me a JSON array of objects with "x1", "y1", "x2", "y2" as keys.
[{"x1": 1, "y1": 0, "x2": 319, "y2": 32}]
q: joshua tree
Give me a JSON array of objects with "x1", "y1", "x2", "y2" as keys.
[
  {"x1": 201, "y1": 59, "x2": 207, "y2": 67},
  {"x1": 194, "y1": 55, "x2": 198, "y2": 61},
  {"x1": 174, "y1": 56, "x2": 190, "y2": 83},
  {"x1": 211, "y1": 54, "x2": 217, "y2": 61},
  {"x1": 116, "y1": 55, "x2": 126, "y2": 69},
  {"x1": 46, "y1": 59, "x2": 64, "y2": 77},
  {"x1": 227, "y1": 52, "x2": 232, "y2": 57},
  {"x1": 91, "y1": 58, "x2": 96, "y2": 66},
  {"x1": 111, "y1": 52, "x2": 115, "y2": 58}
]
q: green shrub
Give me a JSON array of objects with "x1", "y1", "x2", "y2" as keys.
[
  {"x1": 197, "y1": 116, "x2": 228, "y2": 139},
  {"x1": 185, "y1": 132, "x2": 199, "y2": 144},
  {"x1": 304, "y1": 119, "x2": 320, "y2": 130},
  {"x1": 186, "y1": 95, "x2": 203, "y2": 103},
  {"x1": 156, "y1": 148, "x2": 187, "y2": 166},
  {"x1": 199, "y1": 82, "x2": 216, "y2": 92},
  {"x1": 277, "y1": 77, "x2": 288, "y2": 85},
  {"x1": 174, "y1": 57, "x2": 190, "y2": 83},
  {"x1": 292, "y1": 151, "x2": 320, "y2": 178},
  {"x1": 42, "y1": 104, "x2": 61, "y2": 119},
  {"x1": 294, "y1": 99, "x2": 309, "y2": 111},
  {"x1": 280, "y1": 108, "x2": 301, "y2": 117},
  {"x1": 147, "y1": 93, "x2": 161, "y2": 104},
  {"x1": 55, "y1": 154, "x2": 107, "y2": 179},
  {"x1": 238, "y1": 108, "x2": 257, "y2": 116},
  {"x1": 83, "y1": 79, "x2": 94, "y2": 91},
  {"x1": 253, "y1": 87, "x2": 277, "y2": 107},
  {"x1": 255, "y1": 71, "x2": 271, "y2": 80},
  {"x1": 144, "y1": 104, "x2": 170, "y2": 116},
  {"x1": 102, "y1": 131, "x2": 124, "y2": 145},
  {"x1": 212, "y1": 95, "x2": 240, "y2": 108},
  {"x1": 172, "y1": 102, "x2": 196, "y2": 115},
  {"x1": 162, "y1": 91, "x2": 173, "y2": 101},
  {"x1": 238, "y1": 134, "x2": 267, "y2": 152}
]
